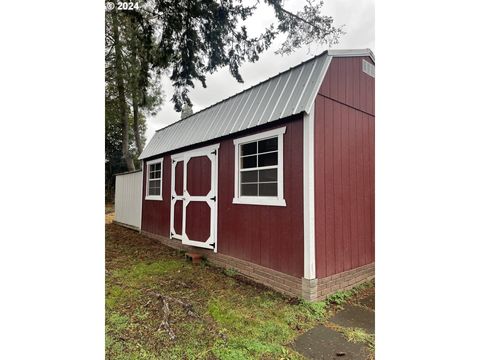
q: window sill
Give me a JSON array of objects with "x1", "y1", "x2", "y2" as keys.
[
  {"x1": 232, "y1": 197, "x2": 286, "y2": 207},
  {"x1": 145, "y1": 195, "x2": 163, "y2": 201}
]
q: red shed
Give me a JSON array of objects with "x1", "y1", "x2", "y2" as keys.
[{"x1": 137, "y1": 49, "x2": 375, "y2": 300}]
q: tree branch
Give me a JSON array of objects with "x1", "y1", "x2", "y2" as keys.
[{"x1": 277, "y1": 5, "x2": 318, "y2": 30}]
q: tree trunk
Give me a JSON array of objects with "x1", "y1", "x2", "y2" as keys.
[
  {"x1": 129, "y1": 30, "x2": 143, "y2": 158},
  {"x1": 112, "y1": 10, "x2": 135, "y2": 171},
  {"x1": 132, "y1": 94, "x2": 143, "y2": 156}
]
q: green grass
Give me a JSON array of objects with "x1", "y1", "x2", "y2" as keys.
[
  {"x1": 341, "y1": 327, "x2": 373, "y2": 344},
  {"x1": 106, "y1": 223, "x2": 374, "y2": 360},
  {"x1": 334, "y1": 326, "x2": 375, "y2": 358},
  {"x1": 111, "y1": 259, "x2": 184, "y2": 285},
  {"x1": 326, "y1": 290, "x2": 353, "y2": 305},
  {"x1": 223, "y1": 268, "x2": 239, "y2": 277},
  {"x1": 203, "y1": 293, "x2": 325, "y2": 359}
]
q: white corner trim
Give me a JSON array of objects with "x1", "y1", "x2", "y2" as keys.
[
  {"x1": 145, "y1": 157, "x2": 163, "y2": 201},
  {"x1": 303, "y1": 102, "x2": 316, "y2": 280},
  {"x1": 233, "y1": 127, "x2": 286, "y2": 206},
  {"x1": 139, "y1": 161, "x2": 143, "y2": 233}
]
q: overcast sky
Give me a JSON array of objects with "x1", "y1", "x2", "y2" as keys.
[{"x1": 145, "y1": 0, "x2": 374, "y2": 142}]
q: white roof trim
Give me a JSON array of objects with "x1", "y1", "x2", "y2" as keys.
[{"x1": 328, "y1": 49, "x2": 375, "y2": 62}]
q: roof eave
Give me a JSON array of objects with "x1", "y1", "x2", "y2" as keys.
[{"x1": 328, "y1": 48, "x2": 375, "y2": 62}]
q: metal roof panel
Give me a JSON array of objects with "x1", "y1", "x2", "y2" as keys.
[{"x1": 139, "y1": 49, "x2": 374, "y2": 160}]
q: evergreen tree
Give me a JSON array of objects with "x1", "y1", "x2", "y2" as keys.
[{"x1": 105, "y1": 0, "x2": 343, "y2": 169}]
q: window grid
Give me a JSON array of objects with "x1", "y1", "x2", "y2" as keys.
[{"x1": 239, "y1": 136, "x2": 279, "y2": 197}]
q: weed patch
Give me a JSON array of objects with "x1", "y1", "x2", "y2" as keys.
[{"x1": 224, "y1": 268, "x2": 239, "y2": 277}]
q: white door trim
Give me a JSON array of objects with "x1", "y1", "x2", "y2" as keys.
[
  {"x1": 170, "y1": 143, "x2": 219, "y2": 252},
  {"x1": 170, "y1": 155, "x2": 184, "y2": 240}
]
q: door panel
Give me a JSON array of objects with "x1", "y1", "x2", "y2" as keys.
[
  {"x1": 185, "y1": 201, "x2": 211, "y2": 242},
  {"x1": 186, "y1": 156, "x2": 211, "y2": 196},
  {"x1": 173, "y1": 200, "x2": 183, "y2": 236},
  {"x1": 175, "y1": 161, "x2": 184, "y2": 195}
]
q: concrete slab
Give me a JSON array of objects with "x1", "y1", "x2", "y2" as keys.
[
  {"x1": 293, "y1": 325, "x2": 368, "y2": 360},
  {"x1": 330, "y1": 305, "x2": 375, "y2": 334},
  {"x1": 358, "y1": 294, "x2": 375, "y2": 310}
]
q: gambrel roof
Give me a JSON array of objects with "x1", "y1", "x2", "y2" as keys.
[{"x1": 139, "y1": 49, "x2": 374, "y2": 160}]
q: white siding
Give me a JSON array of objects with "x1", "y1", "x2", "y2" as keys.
[{"x1": 114, "y1": 171, "x2": 142, "y2": 229}]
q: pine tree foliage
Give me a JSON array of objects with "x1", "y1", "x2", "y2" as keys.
[
  {"x1": 107, "y1": 0, "x2": 343, "y2": 112},
  {"x1": 105, "y1": 0, "x2": 342, "y2": 171}
]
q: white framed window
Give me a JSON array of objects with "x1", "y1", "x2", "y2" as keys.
[
  {"x1": 145, "y1": 158, "x2": 163, "y2": 200},
  {"x1": 233, "y1": 127, "x2": 286, "y2": 207}
]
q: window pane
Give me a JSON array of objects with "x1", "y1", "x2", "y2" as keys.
[
  {"x1": 258, "y1": 137, "x2": 278, "y2": 153},
  {"x1": 241, "y1": 170, "x2": 258, "y2": 183},
  {"x1": 258, "y1": 152, "x2": 277, "y2": 167},
  {"x1": 241, "y1": 142, "x2": 257, "y2": 156},
  {"x1": 149, "y1": 163, "x2": 162, "y2": 179},
  {"x1": 150, "y1": 180, "x2": 161, "y2": 188},
  {"x1": 259, "y1": 169, "x2": 277, "y2": 182},
  {"x1": 149, "y1": 180, "x2": 161, "y2": 195},
  {"x1": 241, "y1": 183, "x2": 258, "y2": 196},
  {"x1": 241, "y1": 155, "x2": 257, "y2": 169},
  {"x1": 259, "y1": 183, "x2": 277, "y2": 196}
]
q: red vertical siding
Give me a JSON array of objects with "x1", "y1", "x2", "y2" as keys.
[
  {"x1": 185, "y1": 202, "x2": 211, "y2": 241},
  {"x1": 175, "y1": 161, "x2": 183, "y2": 195},
  {"x1": 320, "y1": 56, "x2": 375, "y2": 116},
  {"x1": 142, "y1": 156, "x2": 171, "y2": 237},
  {"x1": 217, "y1": 117, "x2": 304, "y2": 277},
  {"x1": 348, "y1": 109, "x2": 359, "y2": 269},
  {"x1": 341, "y1": 105, "x2": 352, "y2": 271},
  {"x1": 315, "y1": 56, "x2": 375, "y2": 279},
  {"x1": 314, "y1": 96, "x2": 327, "y2": 279},
  {"x1": 324, "y1": 100, "x2": 336, "y2": 276},
  {"x1": 333, "y1": 101, "x2": 344, "y2": 274},
  {"x1": 173, "y1": 201, "x2": 182, "y2": 235},
  {"x1": 186, "y1": 156, "x2": 211, "y2": 196},
  {"x1": 142, "y1": 116, "x2": 304, "y2": 278}
]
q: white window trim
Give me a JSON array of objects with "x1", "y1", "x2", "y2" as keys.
[
  {"x1": 145, "y1": 158, "x2": 163, "y2": 200},
  {"x1": 233, "y1": 127, "x2": 286, "y2": 207}
]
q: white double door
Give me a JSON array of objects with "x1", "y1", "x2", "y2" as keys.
[{"x1": 170, "y1": 144, "x2": 219, "y2": 252}]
